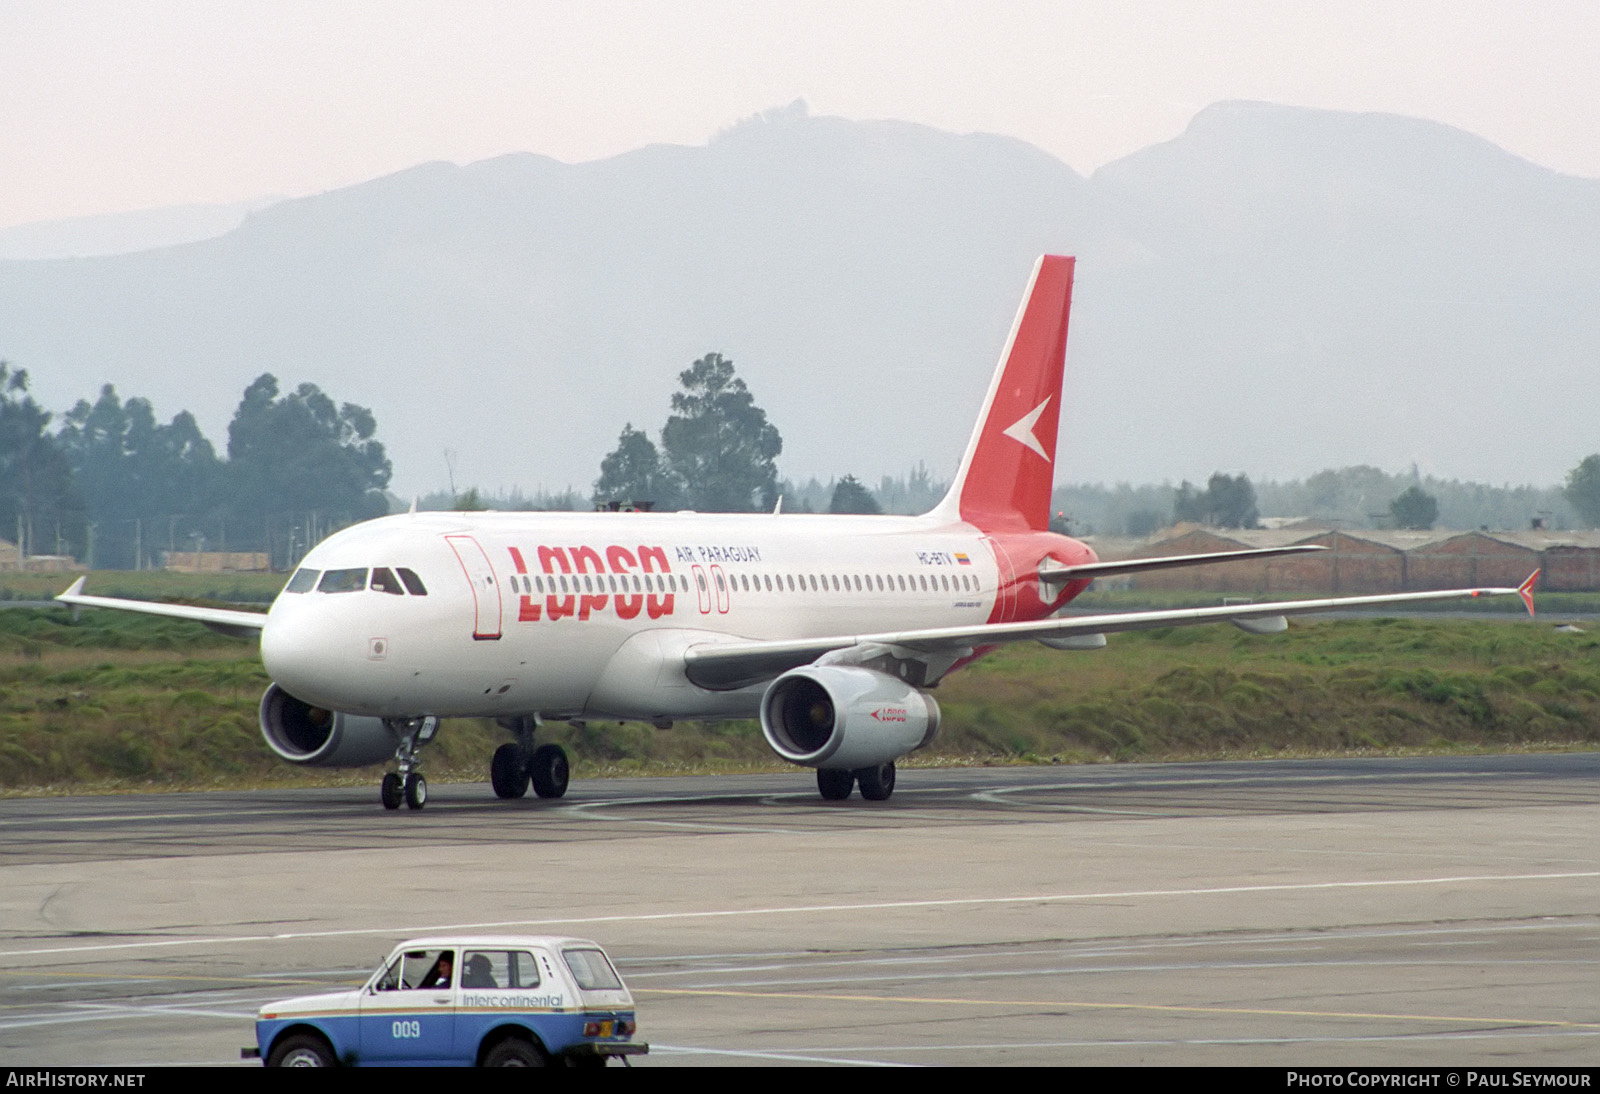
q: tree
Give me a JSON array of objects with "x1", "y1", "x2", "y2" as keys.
[
  {"x1": 593, "y1": 423, "x2": 680, "y2": 509},
  {"x1": 660, "y1": 353, "x2": 782, "y2": 512},
  {"x1": 0, "y1": 363, "x2": 83, "y2": 558},
  {"x1": 57, "y1": 384, "x2": 222, "y2": 567},
  {"x1": 224, "y1": 374, "x2": 392, "y2": 559},
  {"x1": 1389, "y1": 485, "x2": 1439, "y2": 530},
  {"x1": 1173, "y1": 472, "x2": 1258, "y2": 529},
  {"x1": 1566, "y1": 455, "x2": 1600, "y2": 528},
  {"x1": 828, "y1": 474, "x2": 881, "y2": 514}
]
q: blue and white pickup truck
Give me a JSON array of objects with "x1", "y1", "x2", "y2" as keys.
[{"x1": 246, "y1": 935, "x2": 647, "y2": 1067}]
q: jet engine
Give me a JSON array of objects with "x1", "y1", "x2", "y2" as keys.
[
  {"x1": 759, "y1": 666, "x2": 940, "y2": 770},
  {"x1": 258, "y1": 684, "x2": 398, "y2": 767}
]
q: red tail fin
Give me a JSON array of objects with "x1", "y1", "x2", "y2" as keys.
[{"x1": 932, "y1": 256, "x2": 1075, "y2": 531}]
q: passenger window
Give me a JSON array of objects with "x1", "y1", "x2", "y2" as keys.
[
  {"x1": 370, "y1": 568, "x2": 405, "y2": 595},
  {"x1": 284, "y1": 568, "x2": 319, "y2": 594},
  {"x1": 514, "y1": 951, "x2": 541, "y2": 988},
  {"x1": 397, "y1": 568, "x2": 428, "y2": 596},
  {"x1": 318, "y1": 568, "x2": 368, "y2": 593},
  {"x1": 461, "y1": 950, "x2": 542, "y2": 990}
]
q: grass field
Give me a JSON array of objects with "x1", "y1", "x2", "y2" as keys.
[{"x1": 1, "y1": 577, "x2": 1596, "y2": 793}]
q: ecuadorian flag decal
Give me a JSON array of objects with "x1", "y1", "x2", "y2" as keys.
[{"x1": 955, "y1": 553, "x2": 972, "y2": 565}]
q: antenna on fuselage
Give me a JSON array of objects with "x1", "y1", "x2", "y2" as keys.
[{"x1": 773, "y1": 495, "x2": 783, "y2": 515}]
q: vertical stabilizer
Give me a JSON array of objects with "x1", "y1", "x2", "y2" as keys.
[{"x1": 930, "y1": 255, "x2": 1075, "y2": 531}]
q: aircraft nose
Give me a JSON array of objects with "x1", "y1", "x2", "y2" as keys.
[{"x1": 260, "y1": 607, "x2": 349, "y2": 705}]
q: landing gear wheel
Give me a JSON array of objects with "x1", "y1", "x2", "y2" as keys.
[
  {"x1": 529, "y1": 744, "x2": 569, "y2": 799},
  {"x1": 380, "y1": 772, "x2": 403, "y2": 810},
  {"x1": 491, "y1": 743, "x2": 531, "y2": 799},
  {"x1": 816, "y1": 768, "x2": 854, "y2": 800},
  {"x1": 404, "y1": 772, "x2": 428, "y2": 810},
  {"x1": 268, "y1": 1033, "x2": 335, "y2": 1067},
  {"x1": 855, "y1": 762, "x2": 896, "y2": 801}
]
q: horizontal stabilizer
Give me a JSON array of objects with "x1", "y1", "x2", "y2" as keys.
[{"x1": 1040, "y1": 544, "x2": 1327, "y2": 585}]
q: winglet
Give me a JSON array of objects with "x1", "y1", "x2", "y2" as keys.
[
  {"x1": 1517, "y1": 569, "x2": 1539, "y2": 617},
  {"x1": 57, "y1": 576, "x2": 86, "y2": 601}
]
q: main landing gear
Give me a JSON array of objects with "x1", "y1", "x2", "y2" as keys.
[
  {"x1": 489, "y1": 716, "x2": 570, "y2": 801},
  {"x1": 816, "y1": 762, "x2": 896, "y2": 802},
  {"x1": 380, "y1": 716, "x2": 440, "y2": 811}
]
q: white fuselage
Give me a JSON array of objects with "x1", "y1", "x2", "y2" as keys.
[{"x1": 260, "y1": 509, "x2": 1028, "y2": 723}]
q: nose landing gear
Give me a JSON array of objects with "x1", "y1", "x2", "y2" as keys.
[
  {"x1": 380, "y1": 716, "x2": 439, "y2": 810},
  {"x1": 490, "y1": 716, "x2": 570, "y2": 801}
]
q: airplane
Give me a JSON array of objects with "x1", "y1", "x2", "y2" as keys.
[{"x1": 56, "y1": 255, "x2": 1538, "y2": 810}]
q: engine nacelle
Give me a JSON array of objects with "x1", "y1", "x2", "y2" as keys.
[
  {"x1": 258, "y1": 684, "x2": 398, "y2": 767},
  {"x1": 760, "y1": 666, "x2": 940, "y2": 770}
]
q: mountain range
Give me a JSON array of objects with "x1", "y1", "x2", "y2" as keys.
[{"x1": 2, "y1": 100, "x2": 1595, "y2": 498}]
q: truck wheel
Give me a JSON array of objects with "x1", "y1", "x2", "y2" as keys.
[
  {"x1": 484, "y1": 1037, "x2": 546, "y2": 1067},
  {"x1": 529, "y1": 744, "x2": 569, "y2": 799},
  {"x1": 855, "y1": 762, "x2": 895, "y2": 801},
  {"x1": 268, "y1": 1033, "x2": 335, "y2": 1067},
  {"x1": 490, "y1": 743, "x2": 530, "y2": 799}
]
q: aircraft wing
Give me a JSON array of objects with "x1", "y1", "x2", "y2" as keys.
[
  {"x1": 55, "y1": 577, "x2": 268, "y2": 639},
  {"x1": 682, "y1": 575, "x2": 1537, "y2": 691}
]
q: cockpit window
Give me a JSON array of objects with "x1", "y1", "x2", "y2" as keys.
[
  {"x1": 397, "y1": 568, "x2": 428, "y2": 596},
  {"x1": 317, "y1": 567, "x2": 369, "y2": 593},
  {"x1": 284, "y1": 568, "x2": 319, "y2": 594},
  {"x1": 370, "y1": 567, "x2": 405, "y2": 595}
]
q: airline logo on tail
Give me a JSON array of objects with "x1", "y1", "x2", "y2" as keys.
[{"x1": 935, "y1": 255, "x2": 1075, "y2": 532}]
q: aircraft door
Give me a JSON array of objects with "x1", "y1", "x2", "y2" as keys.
[
  {"x1": 691, "y1": 565, "x2": 712, "y2": 614},
  {"x1": 445, "y1": 535, "x2": 503, "y2": 640}
]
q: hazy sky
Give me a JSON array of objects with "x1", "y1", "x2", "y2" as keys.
[{"x1": 4, "y1": 1, "x2": 1600, "y2": 230}]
